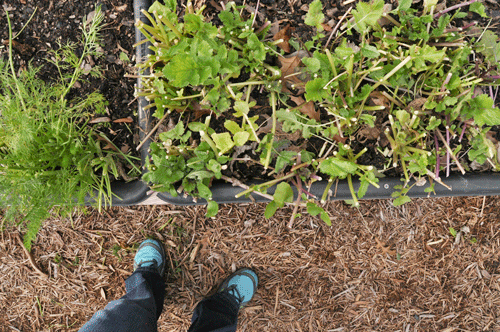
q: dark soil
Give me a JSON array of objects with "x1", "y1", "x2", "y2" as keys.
[{"x1": 1, "y1": 0, "x2": 500, "y2": 183}]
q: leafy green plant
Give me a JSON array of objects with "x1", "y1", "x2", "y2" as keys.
[
  {"x1": 137, "y1": 0, "x2": 500, "y2": 223},
  {"x1": 0, "y1": 5, "x2": 138, "y2": 250}
]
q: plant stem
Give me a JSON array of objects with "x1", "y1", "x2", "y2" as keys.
[
  {"x1": 157, "y1": 14, "x2": 183, "y2": 39},
  {"x1": 426, "y1": 169, "x2": 452, "y2": 190},
  {"x1": 321, "y1": 179, "x2": 334, "y2": 203},
  {"x1": 325, "y1": 49, "x2": 338, "y2": 77},
  {"x1": 347, "y1": 174, "x2": 359, "y2": 207},
  {"x1": 434, "y1": 0, "x2": 478, "y2": 19},
  {"x1": 234, "y1": 172, "x2": 296, "y2": 198},
  {"x1": 287, "y1": 175, "x2": 303, "y2": 229},
  {"x1": 5, "y1": 10, "x2": 27, "y2": 113},
  {"x1": 436, "y1": 129, "x2": 465, "y2": 175},
  {"x1": 371, "y1": 56, "x2": 413, "y2": 91},
  {"x1": 459, "y1": 123, "x2": 467, "y2": 142},
  {"x1": 446, "y1": 123, "x2": 450, "y2": 177},
  {"x1": 264, "y1": 91, "x2": 277, "y2": 169},
  {"x1": 434, "y1": 131, "x2": 440, "y2": 179},
  {"x1": 200, "y1": 130, "x2": 219, "y2": 156},
  {"x1": 325, "y1": 6, "x2": 352, "y2": 50}
]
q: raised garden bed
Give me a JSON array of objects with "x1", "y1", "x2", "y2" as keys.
[{"x1": 133, "y1": 0, "x2": 500, "y2": 218}]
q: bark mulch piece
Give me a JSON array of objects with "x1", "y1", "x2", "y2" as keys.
[{"x1": 1, "y1": 196, "x2": 500, "y2": 331}]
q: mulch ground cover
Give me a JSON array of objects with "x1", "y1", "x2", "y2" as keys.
[
  {"x1": 1, "y1": 196, "x2": 500, "y2": 331},
  {"x1": 2, "y1": 0, "x2": 500, "y2": 331}
]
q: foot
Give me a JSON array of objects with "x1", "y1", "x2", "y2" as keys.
[
  {"x1": 218, "y1": 268, "x2": 258, "y2": 308},
  {"x1": 133, "y1": 239, "x2": 166, "y2": 277}
]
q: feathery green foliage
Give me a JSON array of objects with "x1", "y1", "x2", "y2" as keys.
[{"x1": 0, "y1": 6, "x2": 134, "y2": 250}]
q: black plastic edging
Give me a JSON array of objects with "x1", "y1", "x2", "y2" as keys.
[
  {"x1": 132, "y1": 0, "x2": 500, "y2": 206},
  {"x1": 85, "y1": 0, "x2": 154, "y2": 206}
]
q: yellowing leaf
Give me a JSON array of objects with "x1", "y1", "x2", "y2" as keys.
[
  {"x1": 234, "y1": 131, "x2": 250, "y2": 146},
  {"x1": 211, "y1": 132, "x2": 234, "y2": 154}
]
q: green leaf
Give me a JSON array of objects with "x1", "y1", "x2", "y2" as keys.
[
  {"x1": 470, "y1": 94, "x2": 500, "y2": 126},
  {"x1": 264, "y1": 201, "x2": 279, "y2": 219},
  {"x1": 233, "y1": 100, "x2": 251, "y2": 117},
  {"x1": 395, "y1": 110, "x2": 410, "y2": 124},
  {"x1": 393, "y1": 195, "x2": 411, "y2": 206},
  {"x1": 361, "y1": 45, "x2": 380, "y2": 59},
  {"x1": 163, "y1": 55, "x2": 199, "y2": 87},
  {"x1": 224, "y1": 120, "x2": 241, "y2": 135},
  {"x1": 306, "y1": 203, "x2": 331, "y2": 226},
  {"x1": 188, "y1": 122, "x2": 205, "y2": 132},
  {"x1": 319, "y1": 157, "x2": 358, "y2": 179},
  {"x1": 397, "y1": 0, "x2": 412, "y2": 11},
  {"x1": 306, "y1": 202, "x2": 322, "y2": 215},
  {"x1": 233, "y1": 131, "x2": 250, "y2": 146},
  {"x1": 476, "y1": 30, "x2": 500, "y2": 66},
  {"x1": 275, "y1": 150, "x2": 297, "y2": 173},
  {"x1": 211, "y1": 132, "x2": 234, "y2": 155},
  {"x1": 119, "y1": 52, "x2": 130, "y2": 62},
  {"x1": 197, "y1": 182, "x2": 212, "y2": 199},
  {"x1": 426, "y1": 117, "x2": 441, "y2": 131},
  {"x1": 305, "y1": 77, "x2": 331, "y2": 102},
  {"x1": 469, "y1": 2, "x2": 488, "y2": 18},
  {"x1": 207, "y1": 159, "x2": 222, "y2": 179},
  {"x1": 305, "y1": 0, "x2": 325, "y2": 31},
  {"x1": 319, "y1": 211, "x2": 331, "y2": 226},
  {"x1": 149, "y1": 0, "x2": 176, "y2": 14},
  {"x1": 206, "y1": 200, "x2": 218, "y2": 218},
  {"x1": 159, "y1": 121, "x2": 185, "y2": 141},
  {"x1": 449, "y1": 227, "x2": 457, "y2": 237},
  {"x1": 184, "y1": 13, "x2": 204, "y2": 33},
  {"x1": 302, "y1": 57, "x2": 321, "y2": 73},
  {"x1": 352, "y1": 0, "x2": 384, "y2": 33},
  {"x1": 273, "y1": 182, "x2": 294, "y2": 207}
]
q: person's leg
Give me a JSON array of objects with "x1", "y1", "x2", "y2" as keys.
[
  {"x1": 188, "y1": 268, "x2": 258, "y2": 332},
  {"x1": 79, "y1": 239, "x2": 167, "y2": 332}
]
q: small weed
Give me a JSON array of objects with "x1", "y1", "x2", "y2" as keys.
[{"x1": 111, "y1": 244, "x2": 123, "y2": 261}]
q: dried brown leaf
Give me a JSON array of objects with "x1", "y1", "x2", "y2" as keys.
[
  {"x1": 321, "y1": 23, "x2": 332, "y2": 31},
  {"x1": 113, "y1": 117, "x2": 134, "y2": 123},
  {"x1": 89, "y1": 117, "x2": 111, "y2": 124},
  {"x1": 278, "y1": 56, "x2": 305, "y2": 93},
  {"x1": 289, "y1": 95, "x2": 320, "y2": 121},
  {"x1": 369, "y1": 91, "x2": 391, "y2": 109},
  {"x1": 357, "y1": 125, "x2": 381, "y2": 142},
  {"x1": 406, "y1": 97, "x2": 428, "y2": 111},
  {"x1": 115, "y1": 4, "x2": 127, "y2": 12},
  {"x1": 120, "y1": 144, "x2": 130, "y2": 154},
  {"x1": 1, "y1": 39, "x2": 33, "y2": 55},
  {"x1": 273, "y1": 24, "x2": 294, "y2": 53}
]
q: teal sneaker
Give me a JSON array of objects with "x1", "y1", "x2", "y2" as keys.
[
  {"x1": 133, "y1": 239, "x2": 166, "y2": 277},
  {"x1": 218, "y1": 268, "x2": 258, "y2": 308}
]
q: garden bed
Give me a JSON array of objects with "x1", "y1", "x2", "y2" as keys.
[
  {"x1": 0, "y1": 1, "x2": 150, "y2": 206},
  {"x1": 134, "y1": 0, "x2": 500, "y2": 218}
]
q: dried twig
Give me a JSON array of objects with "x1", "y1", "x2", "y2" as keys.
[
  {"x1": 436, "y1": 130, "x2": 466, "y2": 175},
  {"x1": 136, "y1": 108, "x2": 169, "y2": 151},
  {"x1": 325, "y1": 6, "x2": 352, "y2": 50},
  {"x1": 434, "y1": 0, "x2": 478, "y2": 19},
  {"x1": 16, "y1": 234, "x2": 48, "y2": 278},
  {"x1": 221, "y1": 175, "x2": 274, "y2": 201}
]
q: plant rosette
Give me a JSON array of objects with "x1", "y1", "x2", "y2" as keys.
[{"x1": 135, "y1": 0, "x2": 500, "y2": 223}]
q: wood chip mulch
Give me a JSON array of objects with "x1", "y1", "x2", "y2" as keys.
[{"x1": 1, "y1": 196, "x2": 500, "y2": 331}]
